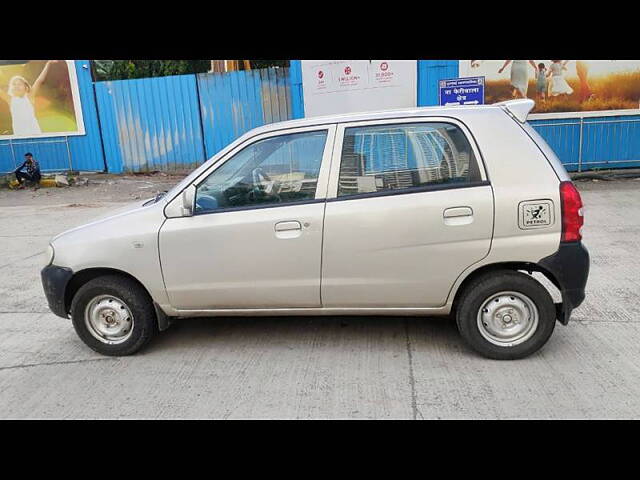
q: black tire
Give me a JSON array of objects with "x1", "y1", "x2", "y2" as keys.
[
  {"x1": 70, "y1": 275, "x2": 157, "y2": 356},
  {"x1": 455, "y1": 270, "x2": 556, "y2": 360}
]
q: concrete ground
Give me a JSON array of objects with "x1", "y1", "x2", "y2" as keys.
[{"x1": 0, "y1": 175, "x2": 639, "y2": 419}]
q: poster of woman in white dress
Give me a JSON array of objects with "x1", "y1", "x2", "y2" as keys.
[
  {"x1": 462, "y1": 60, "x2": 640, "y2": 115},
  {"x1": 0, "y1": 60, "x2": 85, "y2": 139}
]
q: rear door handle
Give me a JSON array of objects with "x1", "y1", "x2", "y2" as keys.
[
  {"x1": 275, "y1": 221, "x2": 302, "y2": 232},
  {"x1": 443, "y1": 207, "x2": 474, "y2": 226},
  {"x1": 443, "y1": 207, "x2": 473, "y2": 218}
]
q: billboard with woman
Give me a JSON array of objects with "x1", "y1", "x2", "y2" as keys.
[
  {"x1": 0, "y1": 60, "x2": 85, "y2": 139},
  {"x1": 459, "y1": 60, "x2": 640, "y2": 116}
]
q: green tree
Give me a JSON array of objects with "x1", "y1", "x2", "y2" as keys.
[
  {"x1": 250, "y1": 60, "x2": 289, "y2": 69},
  {"x1": 92, "y1": 60, "x2": 211, "y2": 81},
  {"x1": 92, "y1": 60, "x2": 290, "y2": 81}
]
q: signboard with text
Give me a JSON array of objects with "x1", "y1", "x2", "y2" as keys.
[{"x1": 439, "y1": 77, "x2": 485, "y2": 106}]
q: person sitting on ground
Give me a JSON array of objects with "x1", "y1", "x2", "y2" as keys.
[{"x1": 14, "y1": 152, "x2": 41, "y2": 189}]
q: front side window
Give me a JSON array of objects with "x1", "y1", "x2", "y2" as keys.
[
  {"x1": 338, "y1": 122, "x2": 482, "y2": 197},
  {"x1": 195, "y1": 130, "x2": 328, "y2": 213}
]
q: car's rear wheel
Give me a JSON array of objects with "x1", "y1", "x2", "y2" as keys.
[
  {"x1": 456, "y1": 270, "x2": 556, "y2": 360},
  {"x1": 70, "y1": 275, "x2": 157, "y2": 356}
]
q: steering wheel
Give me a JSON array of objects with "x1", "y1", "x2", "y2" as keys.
[
  {"x1": 252, "y1": 167, "x2": 272, "y2": 187},
  {"x1": 249, "y1": 167, "x2": 281, "y2": 203}
]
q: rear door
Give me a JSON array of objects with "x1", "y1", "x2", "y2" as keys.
[{"x1": 321, "y1": 118, "x2": 494, "y2": 308}]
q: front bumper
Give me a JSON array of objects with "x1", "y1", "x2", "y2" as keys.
[
  {"x1": 539, "y1": 242, "x2": 590, "y2": 324},
  {"x1": 41, "y1": 265, "x2": 73, "y2": 318}
]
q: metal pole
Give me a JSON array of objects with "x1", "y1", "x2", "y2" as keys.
[
  {"x1": 193, "y1": 73, "x2": 208, "y2": 167},
  {"x1": 577, "y1": 117, "x2": 584, "y2": 172},
  {"x1": 89, "y1": 65, "x2": 110, "y2": 173},
  {"x1": 65, "y1": 136, "x2": 73, "y2": 172},
  {"x1": 8, "y1": 138, "x2": 17, "y2": 170}
]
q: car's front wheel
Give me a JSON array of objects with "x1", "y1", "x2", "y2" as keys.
[
  {"x1": 70, "y1": 275, "x2": 157, "y2": 356},
  {"x1": 456, "y1": 270, "x2": 556, "y2": 360}
]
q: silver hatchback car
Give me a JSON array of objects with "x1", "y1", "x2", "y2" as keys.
[{"x1": 41, "y1": 99, "x2": 589, "y2": 360}]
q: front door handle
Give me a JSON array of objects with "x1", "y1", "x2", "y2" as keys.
[
  {"x1": 443, "y1": 206, "x2": 473, "y2": 218},
  {"x1": 275, "y1": 221, "x2": 302, "y2": 232},
  {"x1": 274, "y1": 220, "x2": 303, "y2": 239}
]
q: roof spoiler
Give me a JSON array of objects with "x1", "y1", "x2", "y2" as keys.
[{"x1": 496, "y1": 99, "x2": 535, "y2": 123}]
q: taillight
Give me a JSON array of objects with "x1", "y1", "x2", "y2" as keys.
[{"x1": 560, "y1": 181, "x2": 583, "y2": 242}]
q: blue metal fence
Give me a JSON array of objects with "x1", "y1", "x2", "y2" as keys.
[
  {"x1": 529, "y1": 115, "x2": 640, "y2": 171},
  {"x1": 0, "y1": 60, "x2": 105, "y2": 174},
  {"x1": 2, "y1": 138, "x2": 72, "y2": 172}
]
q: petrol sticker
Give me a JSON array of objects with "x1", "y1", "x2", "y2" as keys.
[{"x1": 518, "y1": 200, "x2": 554, "y2": 229}]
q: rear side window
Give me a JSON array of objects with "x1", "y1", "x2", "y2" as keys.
[{"x1": 338, "y1": 122, "x2": 482, "y2": 197}]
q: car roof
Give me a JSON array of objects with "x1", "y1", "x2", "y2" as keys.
[{"x1": 250, "y1": 103, "x2": 507, "y2": 135}]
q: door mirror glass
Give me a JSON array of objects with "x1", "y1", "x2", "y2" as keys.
[{"x1": 181, "y1": 184, "x2": 196, "y2": 217}]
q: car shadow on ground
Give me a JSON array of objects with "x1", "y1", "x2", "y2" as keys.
[
  {"x1": 140, "y1": 313, "x2": 572, "y2": 361},
  {"x1": 140, "y1": 316, "x2": 564, "y2": 361},
  {"x1": 142, "y1": 314, "x2": 469, "y2": 355}
]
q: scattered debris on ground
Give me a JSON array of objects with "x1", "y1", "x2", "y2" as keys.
[
  {"x1": 571, "y1": 168, "x2": 640, "y2": 182},
  {"x1": 55, "y1": 175, "x2": 70, "y2": 187},
  {"x1": 0, "y1": 171, "x2": 187, "y2": 206}
]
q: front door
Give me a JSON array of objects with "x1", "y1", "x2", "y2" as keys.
[
  {"x1": 159, "y1": 126, "x2": 335, "y2": 310},
  {"x1": 321, "y1": 119, "x2": 494, "y2": 308}
]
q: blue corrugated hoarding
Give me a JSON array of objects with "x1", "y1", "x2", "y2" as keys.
[
  {"x1": 92, "y1": 67, "x2": 293, "y2": 173},
  {"x1": 95, "y1": 74, "x2": 206, "y2": 173},
  {"x1": 417, "y1": 60, "x2": 460, "y2": 107},
  {"x1": 197, "y1": 67, "x2": 292, "y2": 159},
  {"x1": 289, "y1": 60, "x2": 305, "y2": 119},
  {"x1": 3, "y1": 60, "x2": 636, "y2": 176}
]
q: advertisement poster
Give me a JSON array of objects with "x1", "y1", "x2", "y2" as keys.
[
  {"x1": 459, "y1": 60, "x2": 640, "y2": 116},
  {"x1": 302, "y1": 60, "x2": 417, "y2": 117},
  {"x1": 0, "y1": 60, "x2": 85, "y2": 139}
]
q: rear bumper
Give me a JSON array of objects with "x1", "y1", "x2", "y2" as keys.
[
  {"x1": 41, "y1": 265, "x2": 73, "y2": 318},
  {"x1": 539, "y1": 242, "x2": 590, "y2": 324}
]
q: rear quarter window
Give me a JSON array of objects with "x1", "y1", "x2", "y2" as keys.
[{"x1": 338, "y1": 122, "x2": 482, "y2": 197}]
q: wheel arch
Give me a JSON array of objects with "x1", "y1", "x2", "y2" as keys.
[
  {"x1": 450, "y1": 261, "x2": 561, "y2": 316},
  {"x1": 64, "y1": 267, "x2": 169, "y2": 330}
]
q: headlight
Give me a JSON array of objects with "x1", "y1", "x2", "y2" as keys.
[{"x1": 44, "y1": 244, "x2": 54, "y2": 267}]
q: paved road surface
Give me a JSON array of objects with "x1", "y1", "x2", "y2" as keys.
[{"x1": 0, "y1": 178, "x2": 638, "y2": 419}]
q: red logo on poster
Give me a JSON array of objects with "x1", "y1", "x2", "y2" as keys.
[
  {"x1": 317, "y1": 70, "x2": 324, "y2": 79},
  {"x1": 380, "y1": 62, "x2": 388, "y2": 71},
  {"x1": 344, "y1": 66, "x2": 351, "y2": 75}
]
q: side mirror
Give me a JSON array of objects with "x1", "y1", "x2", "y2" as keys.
[{"x1": 181, "y1": 184, "x2": 196, "y2": 217}]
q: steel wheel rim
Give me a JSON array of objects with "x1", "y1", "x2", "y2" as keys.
[
  {"x1": 84, "y1": 295, "x2": 134, "y2": 345},
  {"x1": 476, "y1": 291, "x2": 539, "y2": 347}
]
